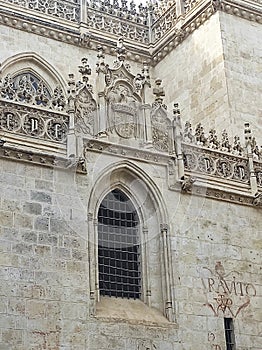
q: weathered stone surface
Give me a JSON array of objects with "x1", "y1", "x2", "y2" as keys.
[{"x1": 0, "y1": 1, "x2": 261, "y2": 349}]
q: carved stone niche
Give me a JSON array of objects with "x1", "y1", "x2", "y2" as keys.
[
  {"x1": 151, "y1": 104, "x2": 173, "y2": 153},
  {"x1": 74, "y1": 85, "x2": 97, "y2": 136},
  {"x1": 106, "y1": 81, "x2": 141, "y2": 139}
]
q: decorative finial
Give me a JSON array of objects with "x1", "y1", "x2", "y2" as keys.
[
  {"x1": 96, "y1": 45, "x2": 108, "y2": 74},
  {"x1": 142, "y1": 61, "x2": 151, "y2": 87},
  {"x1": 153, "y1": 78, "x2": 165, "y2": 104},
  {"x1": 244, "y1": 122, "x2": 252, "y2": 146},
  {"x1": 67, "y1": 74, "x2": 76, "y2": 95},
  {"x1": 78, "y1": 57, "x2": 92, "y2": 83},
  {"x1": 116, "y1": 37, "x2": 126, "y2": 62},
  {"x1": 173, "y1": 103, "x2": 180, "y2": 116}
]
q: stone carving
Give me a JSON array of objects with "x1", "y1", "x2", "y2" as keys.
[
  {"x1": 0, "y1": 70, "x2": 69, "y2": 142},
  {"x1": 151, "y1": 107, "x2": 169, "y2": 152},
  {"x1": 0, "y1": 72, "x2": 66, "y2": 111},
  {"x1": 0, "y1": 103, "x2": 69, "y2": 142},
  {"x1": 253, "y1": 192, "x2": 262, "y2": 206},
  {"x1": 86, "y1": 4, "x2": 149, "y2": 44},
  {"x1": 151, "y1": 79, "x2": 171, "y2": 152},
  {"x1": 102, "y1": 39, "x2": 142, "y2": 138},
  {"x1": 4, "y1": 0, "x2": 80, "y2": 22},
  {"x1": 181, "y1": 176, "x2": 196, "y2": 192},
  {"x1": 202, "y1": 262, "x2": 256, "y2": 318},
  {"x1": 151, "y1": 2, "x2": 177, "y2": 42},
  {"x1": 71, "y1": 58, "x2": 97, "y2": 136},
  {"x1": 183, "y1": 144, "x2": 250, "y2": 183},
  {"x1": 182, "y1": 121, "x2": 262, "y2": 160},
  {"x1": 137, "y1": 339, "x2": 157, "y2": 350},
  {"x1": 107, "y1": 82, "x2": 139, "y2": 138},
  {"x1": 184, "y1": 0, "x2": 202, "y2": 13}
]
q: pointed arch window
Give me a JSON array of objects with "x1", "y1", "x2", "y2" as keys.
[{"x1": 98, "y1": 189, "x2": 141, "y2": 299}]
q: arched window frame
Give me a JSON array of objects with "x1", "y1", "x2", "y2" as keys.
[
  {"x1": 87, "y1": 161, "x2": 176, "y2": 322},
  {"x1": 97, "y1": 187, "x2": 143, "y2": 299}
]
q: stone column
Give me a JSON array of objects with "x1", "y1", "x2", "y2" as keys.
[
  {"x1": 141, "y1": 104, "x2": 153, "y2": 146},
  {"x1": 142, "y1": 227, "x2": 151, "y2": 306},
  {"x1": 160, "y1": 224, "x2": 175, "y2": 322},
  {"x1": 173, "y1": 104, "x2": 184, "y2": 179},
  {"x1": 88, "y1": 213, "x2": 97, "y2": 315},
  {"x1": 67, "y1": 74, "x2": 77, "y2": 158},
  {"x1": 244, "y1": 123, "x2": 258, "y2": 195}
]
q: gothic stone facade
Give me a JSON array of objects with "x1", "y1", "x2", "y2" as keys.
[{"x1": 0, "y1": 0, "x2": 261, "y2": 349}]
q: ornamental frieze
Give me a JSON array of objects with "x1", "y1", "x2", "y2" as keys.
[
  {"x1": 0, "y1": 102, "x2": 69, "y2": 143},
  {"x1": 1, "y1": 0, "x2": 262, "y2": 65}
]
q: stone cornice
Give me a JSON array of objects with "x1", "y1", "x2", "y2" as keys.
[
  {"x1": 1, "y1": 0, "x2": 261, "y2": 65},
  {"x1": 0, "y1": 144, "x2": 87, "y2": 174},
  {"x1": 84, "y1": 139, "x2": 261, "y2": 207}
]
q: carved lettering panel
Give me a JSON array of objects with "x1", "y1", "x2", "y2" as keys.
[{"x1": 0, "y1": 102, "x2": 69, "y2": 142}]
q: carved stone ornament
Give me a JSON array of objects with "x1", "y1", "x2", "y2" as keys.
[
  {"x1": 0, "y1": 72, "x2": 66, "y2": 111},
  {"x1": 151, "y1": 107, "x2": 170, "y2": 152},
  {"x1": 253, "y1": 192, "x2": 262, "y2": 207},
  {"x1": 137, "y1": 339, "x2": 157, "y2": 350},
  {"x1": 0, "y1": 103, "x2": 69, "y2": 143},
  {"x1": 75, "y1": 87, "x2": 97, "y2": 135},
  {"x1": 181, "y1": 176, "x2": 196, "y2": 192},
  {"x1": 107, "y1": 82, "x2": 139, "y2": 138}
]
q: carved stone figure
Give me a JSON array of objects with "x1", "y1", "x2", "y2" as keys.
[
  {"x1": 181, "y1": 176, "x2": 196, "y2": 192},
  {"x1": 75, "y1": 88, "x2": 97, "y2": 135}
]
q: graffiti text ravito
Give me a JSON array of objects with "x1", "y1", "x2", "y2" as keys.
[{"x1": 202, "y1": 262, "x2": 257, "y2": 317}]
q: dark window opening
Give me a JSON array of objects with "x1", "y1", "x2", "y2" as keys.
[
  {"x1": 224, "y1": 318, "x2": 236, "y2": 350},
  {"x1": 98, "y1": 189, "x2": 141, "y2": 299}
]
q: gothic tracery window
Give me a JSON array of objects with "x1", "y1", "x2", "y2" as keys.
[{"x1": 98, "y1": 189, "x2": 141, "y2": 299}]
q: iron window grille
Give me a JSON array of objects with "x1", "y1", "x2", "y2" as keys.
[
  {"x1": 98, "y1": 189, "x2": 141, "y2": 299},
  {"x1": 224, "y1": 318, "x2": 236, "y2": 350}
]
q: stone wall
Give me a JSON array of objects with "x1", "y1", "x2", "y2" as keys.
[
  {"x1": 221, "y1": 12, "x2": 262, "y2": 143},
  {"x1": 155, "y1": 11, "x2": 262, "y2": 143},
  {"x1": 0, "y1": 153, "x2": 261, "y2": 349},
  {"x1": 0, "y1": 3, "x2": 261, "y2": 350}
]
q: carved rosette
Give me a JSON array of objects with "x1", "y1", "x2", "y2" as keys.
[
  {"x1": 216, "y1": 159, "x2": 233, "y2": 178},
  {"x1": 198, "y1": 155, "x2": 215, "y2": 175},
  {"x1": 23, "y1": 114, "x2": 45, "y2": 137},
  {"x1": 47, "y1": 119, "x2": 68, "y2": 142},
  {"x1": 1, "y1": 110, "x2": 21, "y2": 131},
  {"x1": 183, "y1": 151, "x2": 198, "y2": 171},
  {"x1": 0, "y1": 102, "x2": 69, "y2": 143}
]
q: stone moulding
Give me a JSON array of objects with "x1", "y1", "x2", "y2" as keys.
[
  {"x1": 84, "y1": 139, "x2": 261, "y2": 207},
  {"x1": 0, "y1": 144, "x2": 87, "y2": 174},
  {"x1": 1, "y1": 0, "x2": 261, "y2": 65}
]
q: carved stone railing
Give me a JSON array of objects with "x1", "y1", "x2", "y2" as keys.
[
  {"x1": 180, "y1": 121, "x2": 262, "y2": 195},
  {"x1": 0, "y1": 73, "x2": 69, "y2": 144},
  {"x1": 86, "y1": 6, "x2": 149, "y2": 43},
  {"x1": 184, "y1": 0, "x2": 202, "y2": 13},
  {"x1": 1, "y1": 0, "x2": 262, "y2": 50},
  {"x1": 151, "y1": 2, "x2": 177, "y2": 42},
  {"x1": 2, "y1": 0, "x2": 81, "y2": 22},
  {"x1": 0, "y1": 101, "x2": 69, "y2": 143},
  {"x1": 183, "y1": 143, "x2": 250, "y2": 185}
]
